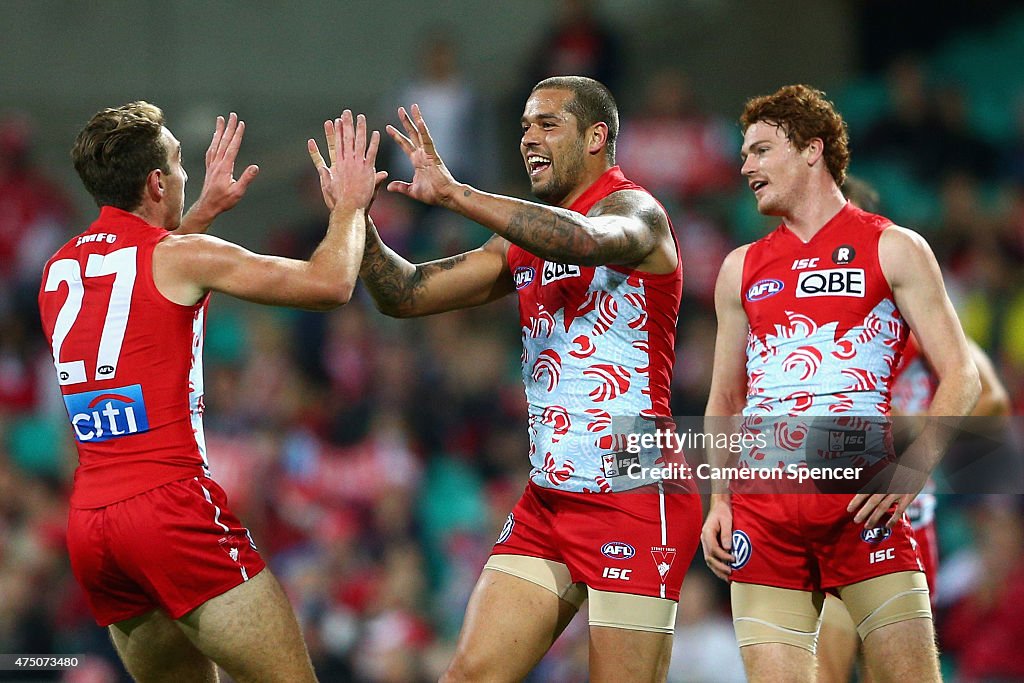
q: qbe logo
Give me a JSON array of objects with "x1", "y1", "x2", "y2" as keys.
[
  {"x1": 63, "y1": 384, "x2": 149, "y2": 442},
  {"x1": 513, "y1": 266, "x2": 535, "y2": 290},
  {"x1": 730, "y1": 530, "x2": 752, "y2": 570},
  {"x1": 601, "y1": 541, "x2": 636, "y2": 560},
  {"x1": 746, "y1": 279, "x2": 783, "y2": 302},
  {"x1": 796, "y1": 268, "x2": 865, "y2": 298},
  {"x1": 541, "y1": 261, "x2": 580, "y2": 285},
  {"x1": 496, "y1": 513, "x2": 515, "y2": 544}
]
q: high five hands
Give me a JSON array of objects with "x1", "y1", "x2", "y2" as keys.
[
  {"x1": 180, "y1": 113, "x2": 261, "y2": 233},
  {"x1": 308, "y1": 110, "x2": 388, "y2": 213},
  {"x1": 386, "y1": 104, "x2": 458, "y2": 206}
]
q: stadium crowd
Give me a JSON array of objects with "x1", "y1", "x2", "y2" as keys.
[{"x1": 2, "y1": 5, "x2": 1024, "y2": 682}]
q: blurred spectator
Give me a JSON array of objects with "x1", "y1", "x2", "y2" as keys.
[
  {"x1": 0, "y1": 113, "x2": 74, "y2": 297},
  {"x1": 525, "y1": 0, "x2": 623, "y2": 94},
  {"x1": 617, "y1": 68, "x2": 736, "y2": 205},
  {"x1": 860, "y1": 55, "x2": 938, "y2": 180},
  {"x1": 932, "y1": 83, "x2": 999, "y2": 181},
  {"x1": 941, "y1": 497, "x2": 1024, "y2": 682},
  {"x1": 389, "y1": 29, "x2": 491, "y2": 188}
]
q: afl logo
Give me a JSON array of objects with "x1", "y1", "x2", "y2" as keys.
[
  {"x1": 730, "y1": 530, "x2": 752, "y2": 569},
  {"x1": 861, "y1": 527, "x2": 892, "y2": 544},
  {"x1": 496, "y1": 513, "x2": 515, "y2": 544},
  {"x1": 601, "y1": 541, "x2": 636, "y2": 560},
  {"x1": 832, "y1": 245, "x2": 856, "y2": 265},
  {"x1": 746, "y1": 279, "x2": 783, "y2": 302},
  {"x1": 514, "y1": 266, "x2": 535, "y2": 290}
]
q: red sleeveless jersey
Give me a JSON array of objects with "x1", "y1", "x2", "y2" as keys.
[
  {"x1": 741, "y1": 203, "x2": 907, "y2": 417},
  {"x1": 39, "y1": 207, "x2": 210, "y2": 508},
  {"x1": 507, "y1": 166, "x2": 682, "y2": 492}
]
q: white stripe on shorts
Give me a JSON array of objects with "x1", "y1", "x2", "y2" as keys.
[
  {"x1": 195, "y1": 477, "x2": 230, "y2": 533},
  {"x1": 659, "y1": 482, "x2": 667, "y2": 598}
]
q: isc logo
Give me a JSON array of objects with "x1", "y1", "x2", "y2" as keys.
[
  {"x1": 513, "y1": 266, "x2": 535, "y2": 290},
  {"x1": 602, "y1": 567, "x2": 632, "y2": 580},
  {"x1": 601, "y1": 541, "x2": 636, "y2": 559},
  {"x1": 746, "y1": 278, "x2": 784, "y2": 302},
  {"x1": 542, "y1": 261, "x2": 580, "y2": 285},
  {"x1": 796, "y1": 268, "x2": 865, "y2": 298},
  {"x1": 791, "y1": 257, "x2": 819, "y2": 270},
  {"x1": 63, "y1": 384, "x2": 149, "y2": 442},
  {"x1": 869, "y1": 548, "x2": 895, "y2": 564},
  {"x1": 828, "y1": 429, "x2": 866, "y2": 453}
]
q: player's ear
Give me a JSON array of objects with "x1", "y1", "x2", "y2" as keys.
[
  {"x1": 587, "y1": 122, "x2": 609, "y2": 156},
  {"x1": 803, "y1": 138, "x2": 824, "y2": 166},
  {"x1": 145, "y1": 168, "x2": 164, "y2": 201}
]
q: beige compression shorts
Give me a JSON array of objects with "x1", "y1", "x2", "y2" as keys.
[
  {"x1": 732, "y1": 571, "x2": 932, "y2": 651},
  {"x1": 484, "y1": 554, "x2": 678, "y2": 634}
]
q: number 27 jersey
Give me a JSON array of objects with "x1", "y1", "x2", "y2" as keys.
[{"x1": 39, "y1": 207, "x2": 210, "y2": 509}]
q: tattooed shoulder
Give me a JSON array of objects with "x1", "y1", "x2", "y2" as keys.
[{"x1": 590, "y1": 190, "x2": 667, "y2": 232}]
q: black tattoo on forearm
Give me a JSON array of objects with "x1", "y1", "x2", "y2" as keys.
[
  {"x1": 503, "y1": 190, "x2": 662, "y2": 266},
  {"x1": 360, "y1": 222, "x2": 467, "y2": 315}
]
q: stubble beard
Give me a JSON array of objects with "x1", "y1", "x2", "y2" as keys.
[{"x1": 530, "y1": 138, "x2": 586, "y2": 206}]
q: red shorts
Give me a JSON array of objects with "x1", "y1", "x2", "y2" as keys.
[
  {"x1": 67, "y1": 476, "x2": 265, "y2": 626},
  {"x1": 729, "y1": 493, "x2": 923, "y2": 591},
  {"x1": 491, "y1": 481, "x2": 702, "y2": 600},
  {"x1": 914, "y1": 520, "x2": 938, "y2": 600}
]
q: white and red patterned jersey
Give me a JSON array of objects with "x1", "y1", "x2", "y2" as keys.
[
  {"x1": 738, "y1": 204, "x2": 908, "y2": 472},
  {"x1": 508, "y1": 167, "x2": 682, "y2": 492},
  {"x1": 39, "y1": 206, "x2": 210, "y2": 508},
  {"x1": 892, "y1": 333, "x2": 938, "y2": 529}
]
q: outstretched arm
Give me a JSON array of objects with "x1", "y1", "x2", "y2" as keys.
[
  {"x1": 387, "y1": 104, "x2": 675, "y2": 271},
  {"x1": 359, "y1": 218, "x2": 514, "y2": 317},
  {"x1": 176, "y1": 113, "x2": 260, "y2": 234},
  {"x1": 154, "y1": 111, "x2": 383, "y2": 310}
]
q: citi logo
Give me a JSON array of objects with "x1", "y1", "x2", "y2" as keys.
[
  {"x1": 513, "y1": 266, "x2": 535, "y2": 290},
  {"x1": 746, "y1": 279, "x2": 783, "y2": 301},
  {"x1": 601, "y1": 541, "x2": 636, "y2": 560},
  {"x1": 63, "y1": 384, "x2": 150, "y2": 442}
]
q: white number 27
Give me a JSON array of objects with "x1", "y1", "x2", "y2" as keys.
[{"x1": 43, "y1": 247, "x2": 137, "y2": 386}]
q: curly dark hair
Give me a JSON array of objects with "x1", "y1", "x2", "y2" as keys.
[
  {"x1": 71, "y1": 101, "x2": 168, "y2": 211},
  {"x1": 740, "y1": 84, "x2": 849, "y2": 186}
]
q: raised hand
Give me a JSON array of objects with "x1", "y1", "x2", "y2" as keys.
[
  {"x1": 182, "y1": 113, "x2": 260, "y2": 232},
  {"x1": 386, "y1": 104, "x2": 458, "y2": 206},
  {"x1": 308, "y1": 111, "x2": 388, "y2": 213}
]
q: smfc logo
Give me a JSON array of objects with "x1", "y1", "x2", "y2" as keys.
[
  {"x1": 861, "y1": 527, "x2": 892, "y2": 544},
  {"x1": 63, "y1": 384, "x2": 149, "y2": 442},
  {"x1": 513, "y1": 266, "x2": 535, "y2": 290},
  {"x1": 601, "y1": 541, "x2": 636, "y2": 560},
  {"x1": 746, "y1": 279, "x2": 783, "y2": 302}
]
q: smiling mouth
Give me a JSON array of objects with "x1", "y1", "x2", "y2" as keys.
[
  {"x1": 750, "y1": 180, "x2": 768, "y2": 194},
  {"x1": 527, "y1": 154, "x2": 551, "y2": 177}
]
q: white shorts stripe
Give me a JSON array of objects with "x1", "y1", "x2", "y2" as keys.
[
  {"x1": 658, "y1": 482, "x2": 667, "y2": 598},
  {"x1": 195, "y1": 477, "x2": 230, "y2": 533}
]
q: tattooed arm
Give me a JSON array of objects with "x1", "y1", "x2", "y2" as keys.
[
  {"x1": 445, "y1": 186, "x2": 675, "y2": 271},
  {"x1": 360, "y1": 217, "x2": 515, "y2": 317},
  {"x1": 387, "y1": 104, "x2": 677, "y2": 273}
]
